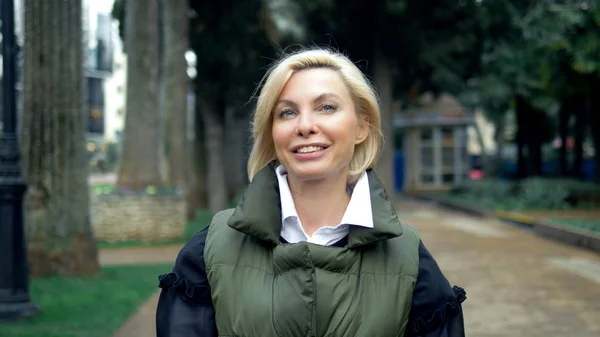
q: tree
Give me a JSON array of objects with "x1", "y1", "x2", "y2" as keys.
[
  {"x1": 293, "y1": 0, "x2": 484, "y2": 196},
  {"x1": 456, "y1": 0, "x2": 519, "y2": 174},
  {"x1": 459, "y1": 0, "x2": 561, "y2": 178},
  {"x1": 21, "y1": 0, "x2": 99, "y2": 276},
  {"x1": 160, "y1": 0, "x2": 190, "y2": 189},
  {"x1": 524, "y1": 0, "x2": 600, "y2": 181},
  {"x1": 113, "y1": 0, "x2": 285, "y2": 214},
  {"x1": 187, "y1": 81, "x2": 208, "y2": 217},
  {"x1": 188, "y1": 0, "x2": 280, "y2": 213},
  {"x1": 465, "y1": 0, "x2": 600, "y2": 180},
  {"x1": 116, "y1": 0, "x2": 163, "y2": 189}
]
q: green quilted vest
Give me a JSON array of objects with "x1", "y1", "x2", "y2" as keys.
[{"x1": 204, "y1": 164, "x2": 421, "y2": 337}]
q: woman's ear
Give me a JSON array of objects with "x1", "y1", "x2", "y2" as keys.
[{"x1": 355, "y1": 114, "x2": 369, "y2": 145}]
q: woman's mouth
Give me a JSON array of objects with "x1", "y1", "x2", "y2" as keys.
[
  {"x1": 294, "y1": 145, "x2": 325, "y2": 153},
  {"x1": 292, "y1": 145, "x2": 329, "y2": 160}
]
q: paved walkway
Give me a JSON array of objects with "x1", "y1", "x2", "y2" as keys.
[
  {"x1": 102, "y1": 199, "x2": 600, "y2": 337},
  {"x1": 396, "y1": 200, "x2": 600, "y2": 337}
]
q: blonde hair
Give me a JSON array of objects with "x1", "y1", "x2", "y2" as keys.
[{"x1": 247, "y1": 47, "x2": 382, "y2": 183}]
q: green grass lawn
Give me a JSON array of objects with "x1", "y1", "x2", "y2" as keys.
[
  {"x1": 429, "y1": 178, "x2": 600, "y2": 212},
  {"x1": 427, "y1": 190, "x2": 599, "y2": 212},
  {"x1": 549, "y1": 218, "x2": 600, "y2": 235},
  {"x1": 426, "y1": 191, "x2": 600, "y2": 236},
  {"x1": 0, "y1": 264, "x2": 173, "y2": 337}
]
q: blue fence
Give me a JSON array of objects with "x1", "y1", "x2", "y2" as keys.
[
  {"x1": 395, "y1": 150, "x2": 404, "y2": 193},
  {"x1": 500, "y1": 159, "x2": 595, "y2": 181},
  {"x1": 393, "y1": 150, "x2": 595, "y2": 193}
]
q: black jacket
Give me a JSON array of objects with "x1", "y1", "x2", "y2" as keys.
[{"x1": 156, "y1": 226, "x2": 467, "y2": 337}]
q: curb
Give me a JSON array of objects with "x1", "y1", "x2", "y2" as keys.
[
  {"x1": 412, "y1": 194, "x2": 491, "y2": 217},
  {"x1": 532, "y1": 221, "x2": 600, "y2": 253},
  {"x1": 413, "y1": 193, "x2": 600, "y2": 254}
]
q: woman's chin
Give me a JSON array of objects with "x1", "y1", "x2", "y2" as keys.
[{"x1": 286, "y1": 165, "x2": 344, "y2": 183}]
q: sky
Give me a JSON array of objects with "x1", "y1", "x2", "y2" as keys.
[
  {"x1": 85, "y1": 0, "x2": 119, "y2": 50},
  {"x1": 88, "y1": 0, "x2": 115, "y2": 15},
  {"x1": 0, "y1": 0, "x2": 118, "y2": 79}
]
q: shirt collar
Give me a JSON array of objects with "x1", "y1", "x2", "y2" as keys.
[
  {"x1": 340, "y1": 171, "x2": 374, "y2": 228},
  {"x1": 275, "y1": 165, "x2": 299, "y2": 223},
  {"x1": 275, "y1": 165, "x2": 374, "y2": 229},
  {"x1": 227, "y1": 161, "x2": 403, "y2": 248}
]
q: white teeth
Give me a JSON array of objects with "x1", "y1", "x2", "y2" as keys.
[{"x1": 297, "y1": 146, "x2": 323, "y2": 153}]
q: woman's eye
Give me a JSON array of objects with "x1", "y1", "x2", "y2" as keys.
[
  {"x1": 279, "y1": 109, "x2": 296, "y2": 118},
  {"x1": 321, "y1": 104, "x2": 337, "y2": 112}
]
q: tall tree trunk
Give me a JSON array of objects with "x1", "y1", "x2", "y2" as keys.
[
  {"x1": 571, "y1": 95, "x2": 587, "y2": 178},
  {"x1": 21, "y1": 0, "x2": 99, "y2": 276},
  {"x1": 516, "y1": 138, "x2": 527, "y2": 178},
  {"x1": 529, "y1": 134, "x2": 543, "y2": 176},
  {"x1": 472, "y1": 117, "x2": 489, "y2": 174},
  {"x1": 186, "y1": 85, "x2": 208, "y2": 219},
  {"x1": 558, "y1": 98, "x2": 572, "y2": 176},
  {"x1": 589, "y1": 76, "x2": 600, "y2": 183},
  {"x1": 373, "y1": 51, "x2": 395, "y2": 201},
  {"x1": 224, "y1": 106, "x2": 249, "y2": 201},
  {"x1": 491, "y1": 116, "x2": 506, "y2": 177},
  {"x1": 515, "y1": 96, "x2": 528, "y2": 178},
  {"x1": 203, "y1": 98, "x2": 228, "y2": 213},
  {"x1": 516, "y1": 95, "x2": 545, "y2": 177},
  {"x1": 571, "y1": 104, "x2": 586, "y2": 177},
  {"x1": 156, "y1": 0, "x2": 166, "y2": 181},
  {"x1": 161, "y1": 0, "x2": 189, "y2": 189},
  {"x1": 116, "y1": 0, "x2": 162, "y2": 189}
]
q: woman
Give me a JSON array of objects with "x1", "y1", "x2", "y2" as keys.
[{"x1": 156, "y1": 48, "x2": 467, "y2": 337}]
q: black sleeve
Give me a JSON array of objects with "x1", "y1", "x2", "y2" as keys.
[
  {"x1": 405, "y1": 240, "x2": 467, "y2": 337},
  {"x1": 156, "y1": 226, "x2": 218, "y2": 337}
]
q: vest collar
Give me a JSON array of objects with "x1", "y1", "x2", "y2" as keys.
[{"x1": 227, "y1": 162, "x2": 403, "y2": 248}]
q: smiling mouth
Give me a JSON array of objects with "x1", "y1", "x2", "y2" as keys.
[{"x1": 294, "y1": 145, "x2": 328, "y2": 154}]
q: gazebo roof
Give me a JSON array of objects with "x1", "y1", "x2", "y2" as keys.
[{"x1": 394, "y1": 93, "x2": 474, "y2": 128}]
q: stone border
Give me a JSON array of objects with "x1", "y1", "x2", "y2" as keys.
[
  {"x1": 91, "y1": 194, "x2": 186, "y2": 242},
  {"x1": 412, "y1": 193, "x2": 600, "y2": 254}
]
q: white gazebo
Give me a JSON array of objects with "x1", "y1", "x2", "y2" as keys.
[{"x1": 395, "y1": 93, "x2": 475, "y2": 193}]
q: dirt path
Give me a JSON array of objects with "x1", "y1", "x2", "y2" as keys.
[
  {"x1": 99, "y1": 245, "x2": 182, "y2": 266},
  {"x1": 100, "y1": 245, "x2": 182, "y2": 337}
]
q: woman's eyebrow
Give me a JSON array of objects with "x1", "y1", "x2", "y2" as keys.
[
  {"x1": 313, "y1": 93, "x2": 341, "y2": 102},
  {"x1": 275, "y1": 99, "x2": 297, "y2": 107},
  {"x1": 275, "y1": 93, "x2": 341, "y2": 107}
]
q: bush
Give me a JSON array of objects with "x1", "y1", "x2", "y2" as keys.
[
  {"x1": 452, "y1": 179, "x2": 515, "y2": 200},
  {"x1": 92, "y1": 184, "x2": 182, "y2": 198},
  {"x1": 451, "y1": 177, "x2": 600, "y2": 210},
  {"x1": 517, "y1": 178, "x2": 571, "y2": 209}
]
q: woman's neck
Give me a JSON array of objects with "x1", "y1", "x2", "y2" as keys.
[{"x1": 286, "y1": 171, "x2": 350, "y2": 236}]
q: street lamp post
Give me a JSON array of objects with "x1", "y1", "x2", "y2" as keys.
[{"x1": 0, "y1": 0, "x2": 38, "y2": 321}]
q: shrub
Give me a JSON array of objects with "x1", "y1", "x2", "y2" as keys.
[{"x1": 451, "y1": 177, "x2": 600, "y2": 210}]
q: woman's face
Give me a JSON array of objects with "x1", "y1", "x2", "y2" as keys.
[{"x1": 272, "y1": 68, "x2": 368, "y2": 183}]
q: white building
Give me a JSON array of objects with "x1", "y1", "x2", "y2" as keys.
[
  {"x1": 83, "y1": 0, "x2": 125, "y2": 147},
  {"x1": 102, "y1": 26, "x2": 126, "y2": 144}
]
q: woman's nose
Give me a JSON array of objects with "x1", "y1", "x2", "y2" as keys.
[{"x1": 296, "y1": 111, "x2": 317, "y2": 137}]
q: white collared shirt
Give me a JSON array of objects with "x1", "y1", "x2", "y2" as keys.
[{"x1": 275, "y1": 165, "x2": 374, "y2": 246}]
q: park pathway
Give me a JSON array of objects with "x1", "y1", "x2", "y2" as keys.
[
  {"x1": 102, "y1": 198, "x2": 600, "y2": 337},
  {"x1": 99, "y1": 245, "x2": 182, "y2": 337}
]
